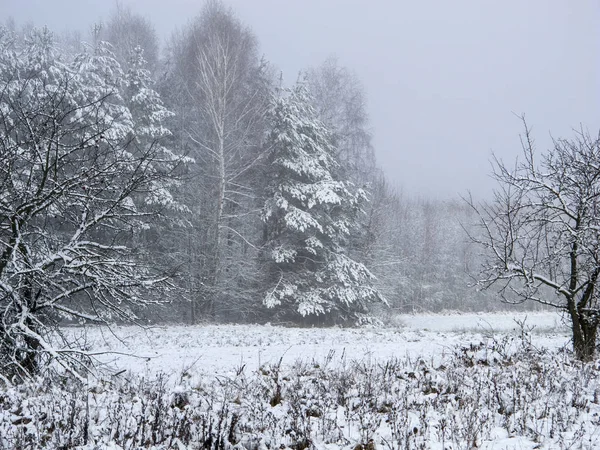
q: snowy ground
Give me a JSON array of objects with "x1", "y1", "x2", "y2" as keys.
[
  {"x1": 5, "y1": 311, "x2": 596, "y2": 450},
  {"x1": 79, "y1": 311, "x2": 571, "y2": 379}
]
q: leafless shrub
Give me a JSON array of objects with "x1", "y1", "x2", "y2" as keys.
[{"x1": 1, "y1": 341, "x2": 600, "y2": 449}]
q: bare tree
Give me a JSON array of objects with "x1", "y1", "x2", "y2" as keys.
[
  {"x1": 306, "y1": 57, "x2": 376, "y2": 185},
  {"x1": 102, "y1": 3, "x2": 160, "y2": 73},
  {"x1": 467, "y1": 118, "x2": 600, "y2": 360},
  {"x1": 164, "y1": 0, "x2": 272, "y2": 320},
  {"x1": 0, "y1": 28, "x2": 185, "y2": 380}
]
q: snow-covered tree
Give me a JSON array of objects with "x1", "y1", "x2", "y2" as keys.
[
  {"x1": 123, "y1": 45, "x2": 186, "y2": 209},
  {"x1": 467, "y1": 119, "x2": 600, "y2": 361},
  {"x1": 0, "y1": 28, "x2": 186, "y2": 380},
  {"x1": 261, "y1": 83, "x2": 384, "y2": 323},
  {"x1": 162, "y1": 1, "x2": 272, "y2": 321}
]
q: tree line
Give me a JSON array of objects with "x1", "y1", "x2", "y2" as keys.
[{"x1": 3, "y1": 0, "x2": 596, "y2": 380}]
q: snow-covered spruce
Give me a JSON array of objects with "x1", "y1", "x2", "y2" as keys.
[{"x1": 261, "y1": 83, "x2": 384, "y2": 323}]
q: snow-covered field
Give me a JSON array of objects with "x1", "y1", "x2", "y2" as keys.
[
  {"x1": 6, "y1": 311, "x2": 598, "y2": 450},
  {"x1": 80, "y1": 311, "x2": 571, "y2": 378}
]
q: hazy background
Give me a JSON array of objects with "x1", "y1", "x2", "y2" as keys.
[{"x1": 4, "y1": 0, "x2": 599, "y2": 199}]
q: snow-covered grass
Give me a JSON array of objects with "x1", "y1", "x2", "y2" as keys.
[
  {"x1": 74, "y1": 311, "x2": 571, "y2": 379},
  {"x1": 4, "y1": 311, "x2": 598, "y2": 450},
  {"x1": 395, "y1": 310, "x2": 568, "y2": 333}
]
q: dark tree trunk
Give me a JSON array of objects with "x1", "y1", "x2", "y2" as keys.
[
  {"x1": 570, "y1": 305, "x2": 598, "y2": 362},
  {"x1": 18, "y1": 273, "x2": 41, "y2": 376},
  {"x1": 21, "y1": 319, "x2": 40, "y2": 376}
]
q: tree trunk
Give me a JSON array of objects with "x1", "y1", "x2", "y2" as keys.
[
  {"x1": 15, "y1": 271, "x2": 41, "y2": 376},
  {"x1": 21, "y1": 320, "x2": 40, "y2": 376},
  {"x1": 570, "y1": 305, "x2": 598, "y2": 361},
  {"x1": 573, "y1": 323, "x2": 597, "y2": 361}
]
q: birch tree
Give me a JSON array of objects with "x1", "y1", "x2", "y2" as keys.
[{"x1": 164, "y1": 1, "x2": 271, "y2": 320}]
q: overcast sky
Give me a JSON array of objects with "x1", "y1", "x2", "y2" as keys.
[{"x1": 3, "y1": 0, "x2": 599, "y2": 199}]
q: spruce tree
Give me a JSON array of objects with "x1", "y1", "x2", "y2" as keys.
[{"x1": 262, "y1": 83, "x2": 384, "y2": 323}]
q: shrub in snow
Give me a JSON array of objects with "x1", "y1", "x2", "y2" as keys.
[{"x1": 1, "y1": 337, "x2": 600, "y2": 449}]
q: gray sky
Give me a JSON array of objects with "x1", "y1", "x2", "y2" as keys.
[{"x1": 3, "y1": 0, "x2": 599, "y2": 199}]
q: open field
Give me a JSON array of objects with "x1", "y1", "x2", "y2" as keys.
[
  {"x1": 5, "y1": 311, "x2": 598, "y2": 450},
  {"x1": 78, "y1": 311, "x2": 571, "y2": 378}
]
